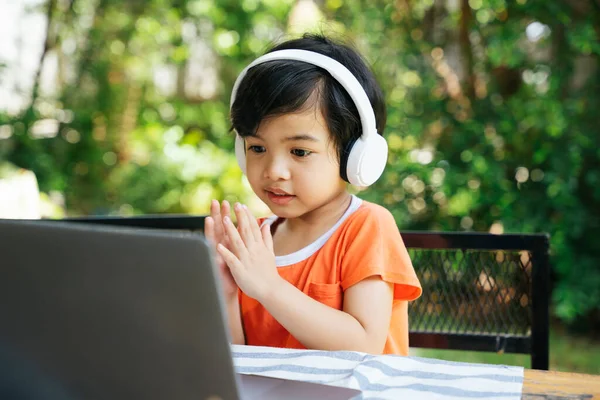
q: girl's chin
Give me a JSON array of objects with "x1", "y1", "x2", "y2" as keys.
[{"x1": 266, "y1": 204, "x2": 301, "y2": 219}]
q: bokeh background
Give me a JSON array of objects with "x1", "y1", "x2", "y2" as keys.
[{"x1": 1, "y1": 0, "x2": 598, "y2": 372}]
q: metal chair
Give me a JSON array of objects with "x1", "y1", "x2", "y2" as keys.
[{"x1": 402, "y1": 231, "x2": 550, "y2": 370}]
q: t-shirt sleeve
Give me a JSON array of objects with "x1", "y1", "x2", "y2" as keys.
[{"x1": 340, "y1": 205, "x2": 422, "y2": 301}]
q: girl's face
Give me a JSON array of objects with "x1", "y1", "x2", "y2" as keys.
[{"x1": 244, "y1": 105, "x2": 347, "y2": 220}]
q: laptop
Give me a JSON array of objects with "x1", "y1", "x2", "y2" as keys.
[{"x1": 0, "y1": 219, "x2": 360, "y2": 400}]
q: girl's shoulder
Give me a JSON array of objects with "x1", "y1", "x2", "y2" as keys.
[{"x1": 341, "y1": 198, "x2": 398, "y2": 233}]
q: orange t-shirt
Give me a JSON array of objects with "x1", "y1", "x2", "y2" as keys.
[{"x1": 239, "y1": 196, "x2": 422, "y2": 355}]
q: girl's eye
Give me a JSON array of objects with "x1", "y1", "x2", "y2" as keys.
[
  {"x1": 248, "y1": 145, "x2": 265, "y2": 153},
  {"x1": 291, "y1": 149, "x2": 312, "y2": 157}
]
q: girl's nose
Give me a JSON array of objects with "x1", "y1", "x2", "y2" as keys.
[{"x1": 264, "y1": 155, "x2": 291, "y2": 181}]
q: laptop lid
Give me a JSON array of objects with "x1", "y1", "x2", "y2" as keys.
[
  {"x1": 55, "y1": 215, "x2": 206, "y2": 233},
  {"x1": 0, "y1": 219, "x2": 240, "y2": 400}
]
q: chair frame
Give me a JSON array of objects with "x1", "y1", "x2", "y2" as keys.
[{"x1": 402, "y1": 231, "x2": 550, "y2": 370}]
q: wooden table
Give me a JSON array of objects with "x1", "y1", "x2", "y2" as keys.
[{"x1": 523, "y1": 369, "x2": 600, "y2": 399}]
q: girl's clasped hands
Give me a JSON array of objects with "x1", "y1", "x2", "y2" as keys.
[{"x1": 204, "y1": 200, "x2": 282, "y2": 303}]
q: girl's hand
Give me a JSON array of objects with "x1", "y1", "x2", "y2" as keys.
[
  {"x1": 204, "y1": 200, "x2": 238, "y2": 299},
  {"x1": 217, "y1": 202, "x2": 282, "y2": 302}
]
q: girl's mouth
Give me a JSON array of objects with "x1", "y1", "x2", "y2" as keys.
[{"x1": 266, "y1": 190, "x2": 295, "y2": 205}]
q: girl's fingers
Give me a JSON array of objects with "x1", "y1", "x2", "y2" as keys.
[
  {"x1": 217, "y1": 243, "x2": 243, "y2": 276},
  {"x1": 222, "y1": 231, "x2": 231, "y2": 249},
  {"x1": 223, "y1": 215, "x2": 246, "y2": 255},
  {"x1": 234, "y1": 203, "x2": 254, "y2": 246},
  {"x1": 205, "y1": 216, "x2": 215, "y2": 243},
  {"x1": 211, "y1": 200, "x2": 221, "y2": 221},
  {"x1": 221, "y1": 200, "x2": 231, "y2": 220},
  {"x1": 210, "y1": 200, "x2": 225, "y2": 239},
  {"x1": 205, "y1": 216, "x2": 226, "y2": 265},
  {"x1": 210, "y1": 199, "x2": 233, "y2": 245},
  {"x1": 243, "y1": 204, "x2": 262, "y2": 242},
  {"x1": 219, "y1": 200, "x2": 230, "y2": 243},
  {"x1": 261, "y1": 223, "x2": 274, "y2": 253}
]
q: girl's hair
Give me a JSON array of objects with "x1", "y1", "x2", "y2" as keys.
[{"x1": 230, "y1": 33, "x2": 386, "y2": 161}]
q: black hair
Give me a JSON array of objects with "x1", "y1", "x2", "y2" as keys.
[{"x1": 230, "y1": 33, "x2": 386, "y2": 176}]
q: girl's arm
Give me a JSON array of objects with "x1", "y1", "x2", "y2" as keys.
[
  {"x1": 261, "y1": 276, "x2": 393, "y2": 353},
  {"x1": 226, "y1": 296, "x2": 245, "y2": 345}
]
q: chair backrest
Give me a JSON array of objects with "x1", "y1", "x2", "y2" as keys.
[{"x1": 402, "y1": 231, "x2": 550, "y2": 370}]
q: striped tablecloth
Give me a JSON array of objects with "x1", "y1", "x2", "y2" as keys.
[{"x1": 232, "y1": 345, "x2": 524, "y2": 400}]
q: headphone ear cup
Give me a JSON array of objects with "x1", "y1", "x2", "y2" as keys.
[
  {"x1": 345, "y1": 133, "x2": 388, "y2": 187},
  {"x1": 235, "y1": 133, "x2": 247, "y2": 175}
]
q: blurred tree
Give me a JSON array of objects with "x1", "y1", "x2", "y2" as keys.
[
  {"x1": 0, "y1": 0, "x2": 598, "y2": 327},
  {"x1": 337, "y1": 0, "x2": 600, "y2": 328}
]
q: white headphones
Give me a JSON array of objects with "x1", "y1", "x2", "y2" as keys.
[{"x1": 230, "y1": 49, "x2": 388, "y2": 187}]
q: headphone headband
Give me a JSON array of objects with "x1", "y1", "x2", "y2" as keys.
[{"x1": 230, "y1": 49, "x2": 378, "y2": 139}]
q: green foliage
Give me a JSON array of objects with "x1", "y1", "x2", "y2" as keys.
[
  {"x1": 1, "y1": 0, "x2": 598, "y2": 328},
  {"x1": 346, "y1": 0, "x2": 600, "y2": 327}
]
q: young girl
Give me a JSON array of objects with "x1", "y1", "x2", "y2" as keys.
[{"x1": 205, "y1": 33, "x2": 421, "y2": 355}]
